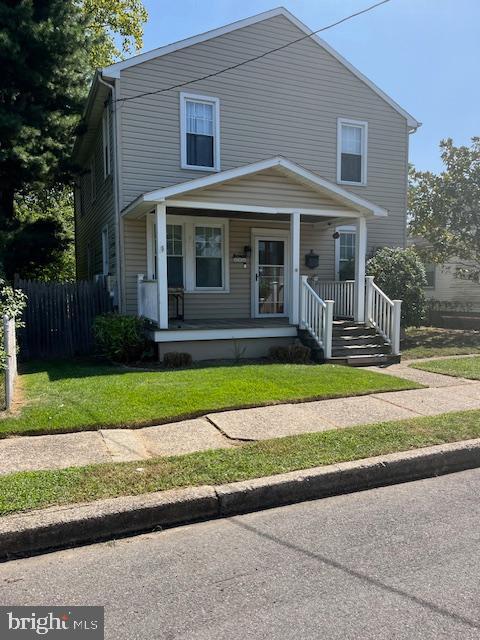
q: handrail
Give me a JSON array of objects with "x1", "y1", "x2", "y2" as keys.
[
  {"x1": 365, "y1": 276, "x2": 402, "y2": 355},
  {"x1": 300, "y1": 276, "x2": 334, "y2": 359},
  {"x1": 310, "y1": 278, "x2": 355, "y2": 319}
]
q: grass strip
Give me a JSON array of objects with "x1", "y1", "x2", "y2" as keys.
[{"x1": 1, "y1": 409, "x2": 479, "y2": 517}]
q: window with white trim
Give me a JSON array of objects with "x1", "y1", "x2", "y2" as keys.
[
  {"x1": 101, "y1": 226, "x2": 109, "y2": 275},
  {"x1": 167, "y1": 224, "x2": 184, "y2": 287},
  {"x1": 180, "y1": 93, "x2": 220, "y2": 171},
  {"x1": 102, "y1": 107, "x2": 111, "y2": 178},
  {"x1": 195, "y1": 225, "x2": 223, "y2": 289},
  {"x1": 146, "y1": 215, "x2": 229, "y2": 293},
  {"x1": 335, "y1": 226, "x2": 356, "y2": 281},
  {"x1": 337, "y1": 119, "x2": 367, "y2": 185}
]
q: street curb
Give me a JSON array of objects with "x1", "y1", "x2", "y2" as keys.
[{"x1": 1, "y1": 438, "x2": 480, "y2": 560}]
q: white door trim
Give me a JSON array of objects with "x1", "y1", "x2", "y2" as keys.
[{"x1": 251, "y1": 228, "x2": 290, "y2": 318}]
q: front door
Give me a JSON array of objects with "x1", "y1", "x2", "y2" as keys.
[{"x1": 253, "y1": 235, "x2": 288, "y2": 317}]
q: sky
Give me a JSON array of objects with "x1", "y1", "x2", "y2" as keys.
[{"x1": 139, "y1": 0, "x2": 479, "y2": 173}]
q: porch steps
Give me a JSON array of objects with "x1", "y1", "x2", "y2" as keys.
[{"x1": 298, "y1": 320, "x2": 400, "y2": 367}]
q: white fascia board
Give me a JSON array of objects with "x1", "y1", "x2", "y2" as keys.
[
  {"x1": 142, "y1": 156, "x2": 388, "y2": 218},
  {"x1": 101, "y1": 7, "x2": 420, "y2": 130},
  {"x1": 150, "y1": 326, "x2": 298, "y2": 343}
]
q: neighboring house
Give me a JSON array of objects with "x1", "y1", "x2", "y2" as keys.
[
  {"x1": 409, "y1": 238, "x2": 480, "y2": 325},
  {"x1": 72, "y1": 7, "x2": 420, "y2": 363}
]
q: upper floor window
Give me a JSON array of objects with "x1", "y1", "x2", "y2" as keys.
[
  {"x1": 180, "y1": 93, "x2": 220, "y2": 171},
  {"x1": 102, "y1": 107, "x2": 111, "y2": 179},
  {"x1": 337, "y1": 118, "x2": 367, "y2": 185}
]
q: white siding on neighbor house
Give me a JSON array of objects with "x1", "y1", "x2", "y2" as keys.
[
  {"x1": 118, "y1": 13, "x2": 409, "y2": 253},
  {"x1": 171, "y1": 168, "x2": 347, "y2": 211},
  {"x1": 426, "y1": 262, "x2": 480, "y2": 312},
  {"x1": 76, "y1": 106, "x2": 116, "y2": 280},
  {"x1": 124, "y1": 214, "x2": 335, "y2": 318}
]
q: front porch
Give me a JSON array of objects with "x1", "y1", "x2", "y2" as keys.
[{"x1": 123, "y1": 157, "x2": 401, "y2": 362}]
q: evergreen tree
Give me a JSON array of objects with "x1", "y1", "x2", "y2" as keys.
[{"x1": 0, "y1": 0, "x2": 90, "y2": 240}]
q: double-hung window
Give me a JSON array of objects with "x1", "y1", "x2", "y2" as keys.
[
  {"x1": 167, "y1": 224, "x2": 184, "y2": 287},
  {"x1": 180, "y1": 93, "x2": 220, "y2": 171},
  {"x1": 337, "y1": 118, "x2": 367, "y2": 185},
  {"x1": 195, "y1": 225, "x2": 223, "y2": 289}
]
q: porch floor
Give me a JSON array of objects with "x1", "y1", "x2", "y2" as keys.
[{"x1": 163, "y1": 317, "x2": 294, "y2": 331}]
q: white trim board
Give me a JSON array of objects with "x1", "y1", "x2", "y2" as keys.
[
  {"x1": 149, "y1": 326, "x2": 298, "y2": 343},
  {"x1": 102, "y1": 7, "x2": 420, "y2": 130}
]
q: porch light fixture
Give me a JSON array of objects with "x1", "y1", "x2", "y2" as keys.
[{"x1": 332, "y1": 231, "x2": 340, "y2": 240}]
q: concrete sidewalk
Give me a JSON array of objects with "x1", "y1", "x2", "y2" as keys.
[{"x1": 0, "y1": 360, "x2": 479, "y2": 476}]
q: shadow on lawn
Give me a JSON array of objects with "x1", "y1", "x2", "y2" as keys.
[
  {"x1": 403, "y1": 327, "x2": 480, "y2": 351},
  {"x1": 19, "y1": 356, "x2": 297, "y2": 382}
]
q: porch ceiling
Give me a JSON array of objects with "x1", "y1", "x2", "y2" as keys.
[{"x1": 122, "y1": 157, "x2": 388, "y2": 220}]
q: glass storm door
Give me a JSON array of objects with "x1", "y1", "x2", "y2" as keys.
[{"x1": 255, "y1": 238, "x2": 287, "y2": 316}]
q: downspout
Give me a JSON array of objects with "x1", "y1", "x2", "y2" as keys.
[{"x1": 98, "y1": 73, "x2": 123, "y2": 311}]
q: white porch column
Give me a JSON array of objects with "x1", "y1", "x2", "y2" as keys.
[
  {"x1": 155, "y1": 202, "x2": 169, "y2": 329},
  {"x1": 354, "y1": 217, "x2": 367, "y2": 322},
  {"x1": 290, "y1": 211, "x2": 301, "y2": 325}
]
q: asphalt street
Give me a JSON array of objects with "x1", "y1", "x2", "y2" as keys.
[{"x1": 1, "y1": 469, "x2": 480, "y2": 639}]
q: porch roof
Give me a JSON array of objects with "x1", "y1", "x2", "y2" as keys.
[{"x1": 122, "y1": 157, "x2": 388, "y2": 220}]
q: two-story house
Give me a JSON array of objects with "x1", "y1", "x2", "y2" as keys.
[{"x1": 73, "y1": 7, "x2": 420, "y2": 364}]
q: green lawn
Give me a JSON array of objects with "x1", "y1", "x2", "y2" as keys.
[
  {"x1": 412, "y1": 356, "x2": 480, "y2": 380},
  {"x1": 403, "y1": 327, "x2": 480, "y2": 359},
  {"x1": 0, "y1": 409, "x2": 478, "y2": 516},
  {"x1": 0, "y1": 359, "x2": 419, "y2": 437}
]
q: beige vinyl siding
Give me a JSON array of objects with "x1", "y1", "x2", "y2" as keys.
[
  {"x1": 119, "y1": 13, "x2": 408, "y2": 253},
  {"x1": 124, "y1": 215, "x2": 336, "y2": 319},
  {"x1": 124, "y1": 217, "x2": 148, "y2": 315},
  {"x1": 173, "y1": 168, "x2": 346, "y2": 211},
  {"x1": 76, "y1": 107, "x2": 116, "y2": 280}
]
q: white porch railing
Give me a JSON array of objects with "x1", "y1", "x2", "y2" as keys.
[
  {"x1": 300, "y1": 276, "x2": 334, "y2": 359},
  {"x1": 365, "y1": 276, "x2": 402, "y2": 355},
  {"x1": 310, "y1": 278, "x2": 355, "y2": 318},
  {"x1": 137, "y1": 274, "x2": 158, "y2": 323}
]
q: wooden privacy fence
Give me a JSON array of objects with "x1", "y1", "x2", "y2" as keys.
[{"x1": 15, "y1": 278, "x2": 114, "y2": 360}]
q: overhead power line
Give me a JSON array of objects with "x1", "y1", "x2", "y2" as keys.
[{"x1": 116, "y1": 0, "x2": 393, "y2": 104}]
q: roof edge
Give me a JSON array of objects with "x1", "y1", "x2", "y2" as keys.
[
  {"x1": 138, "y1": 156, "x2": 388, "y2": 218},
  {"x1": 102, "y1": 6, "x2": 420, "y2": 129}
]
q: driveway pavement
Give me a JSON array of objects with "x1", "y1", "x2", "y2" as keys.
[{"x1": 0, "y1": 358, "x2": 479, "y2": 475}]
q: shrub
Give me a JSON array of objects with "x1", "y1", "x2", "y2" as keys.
[
  {"x1": 268, "y1": 343, "x2": 311, "y2": 364},
  {"x1": 367, "y1": 247, "x2": 427, "y2": 327},
  {"x1": 163, "y1": 352, "x2": 193, "y2": 369},
  {"x1": 93, "y1": 314, "x2": 147, "y2": 363}
]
